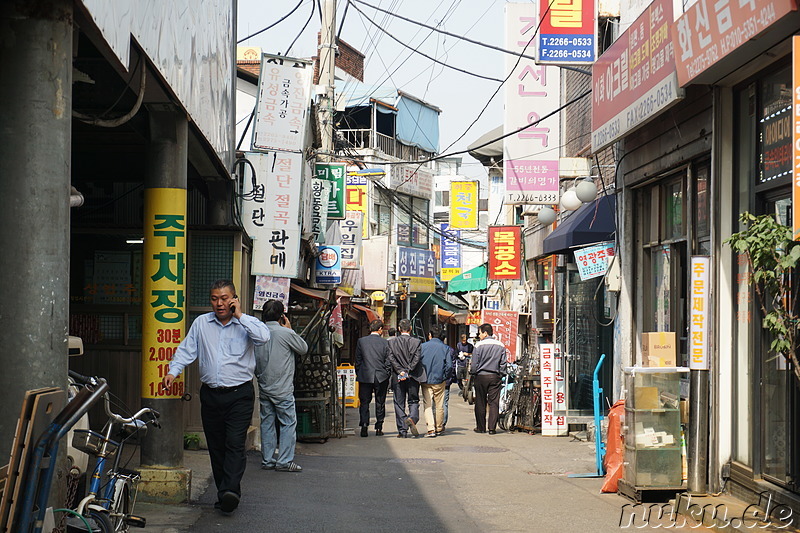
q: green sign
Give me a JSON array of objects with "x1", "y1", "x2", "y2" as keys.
[{"x1": 315, "y1": 163, "x2": 345, "y2": 219}]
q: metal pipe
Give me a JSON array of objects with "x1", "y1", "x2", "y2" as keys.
[{"x1": 688, "y1": 369, "x2": 709, "y2": 493}]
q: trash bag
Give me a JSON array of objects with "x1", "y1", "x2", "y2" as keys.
[{"x1": 601, "y1": 399, "x2": 625, "y2": 493}]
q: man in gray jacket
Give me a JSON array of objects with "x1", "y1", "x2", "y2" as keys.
[
  {"x1": 387, "y1": 319, "x2": 425, "y2": 437},
  {"x1": 255, "y1": 300, "x2": 308, "y2": 472},
  {"x1": 470, "y1": 323, "x2": 508, "y2": 435}
]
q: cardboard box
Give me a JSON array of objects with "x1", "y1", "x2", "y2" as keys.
[
  {"x1": 634, "y1": 386, "x2": 660, "y2": 410},
  {"x1": 641, "y1": 332, "x2": 676, "y2": 367}
]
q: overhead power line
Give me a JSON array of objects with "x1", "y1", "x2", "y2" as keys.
[
  {"x1": 286, "y1": 0, "x2": 316, "y2": 56},
  {"x1": 237, "y1": 0, "x2": 305, "y2": 43}
]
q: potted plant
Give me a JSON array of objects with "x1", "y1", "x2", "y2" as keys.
[{"x1": 183, "y1": 433, "x2": 201, "y2": 451}]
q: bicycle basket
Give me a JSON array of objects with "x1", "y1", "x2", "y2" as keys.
[{"x1": 72, "y1": 429, "x2": 119, "y2": 457}]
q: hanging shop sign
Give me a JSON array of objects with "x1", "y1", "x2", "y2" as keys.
[
  {"x1": 362, "y1": 236, "x2": 389, "y2": 290},
  {"x1": 484, "y1": 299, "x2": 501, "y2": 311},
  {"x1": 345, "y1": 174, "x2": 369, "y2": 238},
  {"x1": 392, "y1": 164, "x2": 434, "y2": 199},
  {"x1": 440, "y1": 224, "x2": 462, "y2": 282},
  {"x1": 340, "y1": 211, "x2": 363, "y2": 269},
  {"x1": 689, "y1": 256, "x2": 711, "y2": 370},
  {"x1": 253, "y1": 275, "x2": 291, "y2": 311},
  {"x1": 310, "y1": 179, "x2": 330, "y2": 244},
  {"x1": 574, "y1": 242, "x2": 616, "y2": 281},
  {"x1": 330, "y1": 298, "x2": 344, "y2": 347},
  {"x1": 672, "y1": 0, "x2": 795, "y2": 87},
  {"x1": 315, "y1": 163, "x2": 346, "y2": 219},
  {"x1": 449, "y1": 180, "x2": 479, "y2": 230},
  {"x1": 252, "y1": 54, "x2": 312, "y2": 153},
  {"x1": 466, "y1": 311, "x2": 482, "y2": 325},
  {"x1": 488, "y1": 226, "x2": 522, "y2": 281},
  {"x1": 314, "y1": 245, "x2": 342, "y2": 285},
  {"x1": 142, "y1": 188, "x2": 186, "y2": 400},
  {"x1": 482, "y1": 310, "x2": 519, "y2": 363},
  {"x1": 370, "y1": 290, "x2": 386, "y2": 302},
  {"x1": 504, "y1": 3, "x2": 560, "y2": 205},
  {"x1": 396, "y1": 246, "x2": 436, "y2": 294},
  {"x1": 539, "y1": 343, "x2": 568, "y2": 436},
  {"x1": 536, "y1": 0, "x2": 597, "y2": 64},
  {"x1": 243, "y1": 151, "x2": 303, "y2": 278},
  {"x1": 591, "y1": 0, "x2": 683, "y2": 153},
  {"x1": 793, "y1": 37, "x2": 800, "y2": 240}
]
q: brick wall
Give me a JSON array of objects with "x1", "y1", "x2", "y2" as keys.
[{"x1": 313, "y1": 34, "x2": 365, "y2": 84}]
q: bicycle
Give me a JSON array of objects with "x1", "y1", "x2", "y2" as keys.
[{"x1": 63, "y1": 371, "x2": 161, "y2": 532}]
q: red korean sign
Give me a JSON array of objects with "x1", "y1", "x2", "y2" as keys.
[
  {"x1": 793, "y1": 37, "x2": 800, "y2": 240},
  {"x1": 466, "y1": 311, "x2": 482, "y2": 325},
  {"x1": 481, "y1": 310, "x2": 519, "y2": 362},
  {"x1": 672, "y1": 0, "x2": 795, "y2": 87},
  {"x1": 488, "y1": 226, "x2": 522, "y2": 281}
]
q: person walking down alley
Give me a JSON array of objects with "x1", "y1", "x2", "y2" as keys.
[
  {"x1": 470, "y1": 323, "x2": 508, "y2": 435},
  {"x1": 419, "y1": 325, "x2": 453, "y2": 437},
  {"x1": 387, "y1": 319, "x2": 425, "y2": 437},
  {"x1": 355, "y1": 319, "x2": 391, "y2": 437},
  {"x1": 455, "y1": 333, "x2": 473, "y2": 391},
  {"x1": 163, "y1": 280, "x2": 270, "y2": 514},
  {"x1": 255, "y1": 300, "x2": 308, "y2": 473}
]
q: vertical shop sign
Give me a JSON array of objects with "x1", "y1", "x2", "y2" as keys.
[
  {"x1": 396, "y1": 246, "x2": 436, "y2": 293},
  {"x1": 504, "y1": 4, "x2": 560, "y2": 205},
  {"x1": 345, "y1": 174, "x2": 369, "y2": 238},
  {"x1": 311, "y1": 179, "x2": 330, "y2": 244},
  {"x1": 537, "y1": 0, "x2": 597, "y2": 64},
  {"x1": 315, "y1": 163, "x2": 346, "y2": 219},
  {"x1": 340, "y1": 211, "x2": 363, "y2": 269},
  {"x1": 252, "y1": 54, "x2": 312, "y2": 153},
  {"x1": 689, "y1": 257, "x2": 711, "y2": 370},
  {"x1": 481, "y1": 310, "x2": 518, "y2": 362},
  {"x1": 314, "y1": 245, "x2": 342, "y2": 285},
  {"x1": 253, "y1": 275, "x2": 291, "y2": 311},
  {"x1": 142, "y1": 188, "x2": 186, "y2": 399},
  {"x1": 449, "y1": 180, "x2": 479, "y2": 229},
  {"x1": 793, "y1": 36, "x2": 800, "y2": 240},
  {"x1": 540, "y1": 343, "x2": 568, "y2": 436},
  {"x1": 330, "y1": 297, "x2": 344, "y2": 346},
  {"x1": 488, "y1": 226, "x2": 522, "y2": 280},
  {"x1": 573, "y1": 242, "x2": 615, "y2": 281},
  {"x1": 362, "y1": 236, "x2": 389, "y2": 290},
  {"x1": 440, "y1": 224, "x2": 462, "y2": 282}
]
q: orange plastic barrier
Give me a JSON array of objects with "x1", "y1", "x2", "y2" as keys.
[{"x1": 601, "y1": 399, "x2": 626, "y2": 493}]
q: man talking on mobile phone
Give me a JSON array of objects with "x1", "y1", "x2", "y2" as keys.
[{"x1": 162, "y1": 279, "x2": 270, "y2": 514}]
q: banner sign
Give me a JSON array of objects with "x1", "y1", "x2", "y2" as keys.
[
  {"x1": 340, "y1": 211, "x2": 363, "y2": 269},
  {"x1": 315, "y1": 163, "x2": 346, "y2": 219},
  {"x1": 440, "y1": 224, "x2": 462, "y2": 282},
  {"x1": 396, "y1": 246, "x2": 436, "y2": 294},
  {"x1": 253, "y1": 275, "x2": 291, "y2": 311},
  {"x1": 252, "y1": 54, "x2": 312, "y2": 153},
  {"x1": 537, "y1": 0, "x2": 597, "y2": 64},
  {"x1": 689, "y1": 256, "x2": 711, "y2": 370},
  {"x1": 793, "y1": 37, "x2": 800, "y2": 240},
  {"x1": 346, "y1": 174, "x2": 369, "y2": 238},
  {"x1": 488, "y1": 226, "x2": 522, "y2": 281},
  {"x1": 539, "y1": 343, "x2": 568, "y2": 436},
  {"x1": 591, "y1": 0, "x2": 683, "y2": 152},
  {"x1": 482, "y1": 310, "x2": 519, "y2": 362},
  {"x1": 315, "y1": 245, "x2": 342, "y2": 285},
  {"x1": 393, "y1": 164, "x2": 434, "y2": 199},
  {"x1": 574, "y1": 242, "x2": 615, "y2": 281},
  {"x1": 672, "y1": 0, "x2": 795, "y2": 87},
  {"x1": 504, "y1": 3, "x2": 560, "y2": 205},
  {"x1": 311, "y1": 179, "x2": 330, "y2": 244},
  {"x1": 449, "y1": 180, "x2": 479, "y2": 230},
  {"x1": 244, "y1": 152, "x2": 303, "y2": 278},
  {"x1": 142, "y1": 188, "x2": 186, "y2": 399}
]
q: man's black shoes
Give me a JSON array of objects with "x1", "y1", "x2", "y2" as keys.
[
  {"x1": 488, "y1": 430, "x2": 497, "y2": 435},
  {"x1": 375, "y1": 428, "x2": 384, "y2": 436},
  {"x1": 219, "y1": 491, "x2": 240, "y2": 513},
  {"x1": 360, "y1": 426, "x2": 368, "y2": 437}
]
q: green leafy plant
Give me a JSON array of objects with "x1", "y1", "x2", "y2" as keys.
[
  {"x1": 183, "y1": 433, "x2": 201, "y2": 450},
  {"x1": 726, "y1": 212, "x2": 800, "y2": 383}
]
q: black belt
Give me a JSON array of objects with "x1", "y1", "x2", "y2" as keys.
[{"x1": 203, "y1": 382, "x2": 249, "y2": 392}]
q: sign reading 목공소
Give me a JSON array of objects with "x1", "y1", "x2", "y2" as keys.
[
  {"x1": 536, "y1": 0, "x2": 597, "y2": 64},
  {"x1": 252, "y1": 54, "x2": 313, "y2": 153},
  {"x1": 504, "y1": 3, "x2": 560, "y2": 205},
  {"x1": 591, "y1": 0, "x2": 684, "y2": 153},
  {"x1": 315, "y1": 163, "x2": 345, "y2": 219},
  {"x1": 689, "y1": 257, "x2": 711, "y2": 370},
  {"x1": 142, "y1": 188, "x2": 186, "y2": 399},
  {"x1": 488, "y1": 226, "x2": 522, "y2": 281},
  {"x1": 440, "y1": 224, "x2": 462, "y2": 282},
  {"x1": 396, "y1": 247, "x2": 436, "y2": 294},
  {"x1": 449, "y1": 180, "x2": 479, "y2": 230},
  {"x1": 539, "y1": 343, "x2": 567, "y2": 436}
]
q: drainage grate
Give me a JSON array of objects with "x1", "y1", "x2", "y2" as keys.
[
  {"x1": 435, "y1": 446, "x2": 509, "y2": 454},
  {"x1": 388, "y1": 458, "x2": 444, "y2": 464}
]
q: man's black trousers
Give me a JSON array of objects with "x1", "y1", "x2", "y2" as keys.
[
  {"x1": 473, "y1": 373, "x2": 502, "y2": 432},
  {"x1": 358, "y1": 379, "x2": 389, "y2": 429}
]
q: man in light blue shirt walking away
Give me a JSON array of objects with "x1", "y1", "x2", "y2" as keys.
[
  {"x1": 256, "y1": 300, "x2": 308, "y2": 472},
  {"x1": 163, "y1": 280, "x2": 270, "y2": 514}
]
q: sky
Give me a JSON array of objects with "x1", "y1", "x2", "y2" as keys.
[{"x1": 236, "y1": 0, "x2": 513, "y2": 182}]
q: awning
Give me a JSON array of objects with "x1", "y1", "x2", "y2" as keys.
[
  {"x1": 412, "y1": 292, "x2": 462, "y2": 312},
  {"x1": 467, "y1": 125, "x2": 503, "y2": 166},
  {"x1": 446, "y1": 264, "x2": 488, "y2": 294},
  {"x1": 437, "y1": 308, "x2": 468, "y2": 324},
  {"x1": 542, "y1": 195, "x2": 616, "y2": 255},
  {"x1": 290, "y1": 283, "x2": 330, "y2": 301},
  {"x1": 351, "y1": 303, "x2": 379, "y2": 322}
]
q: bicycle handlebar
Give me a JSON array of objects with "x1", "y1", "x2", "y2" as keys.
[{"x1": 69, "y1": 370, "x2": 161, "y2": 428}]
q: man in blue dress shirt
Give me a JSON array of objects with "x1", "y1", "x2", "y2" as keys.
[{"x1": 163, "y1": 280, "x2": 270, "y2": 514}]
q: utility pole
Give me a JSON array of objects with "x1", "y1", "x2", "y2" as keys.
[{"x1": 319, "y1": 0, "x2": 337, "y2": 160}]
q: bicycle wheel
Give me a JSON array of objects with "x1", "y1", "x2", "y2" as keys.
[
  {"x1": 110, "y1": 480, "x2": 131, "y2": 532},
  {"x1": 89, "y1": 509, "x2": 114, "y2": 533}
]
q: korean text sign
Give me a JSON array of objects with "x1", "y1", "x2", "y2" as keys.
[
  {"x1": 345, "y1": 174, "x2": 369, "y2": 238},
  {"x1": 591, "y1": 0, "x2": 683, "y2": 152},
  {"x1": 396, "y1": 247, "x2": 436, "y2": 293},
  {"x1": 795, "y1": 37, "x2": 800, "y2": 240},
  {"x1": 440, "y1": 224, "x2": 462, "y2": 282},
  {"x1": 504, "y1": 3, "x2": 560, "y2": 205},
  {"x1": 142, "y1": 188, "x2": 186, "y2": 399},
  {"x1": 539, "y1": 343, "x2": 567, "y2": 436},
  {"x1": 481, "y1": 310, "x2": 518, "y2": 362},
  {"x1": 488, "y1": 226, "x2": 522, "y2": 281},
  {"x1": 672, "y1": 0, "x2": 795, "y2": 86},
  {"x1": 315, "y1": 163, "x2": 345, "y2": 219},
  {"x1": 310, "y1": 179, "x2": 330, "y2": 244},
  {"x1": 315, "y1": 245, "x2": 342, "y2": 285},
  {"x1": 253, "y1": 54, "x2": 312, "y2": 153},
  {"x1": 243, "y1": 152, "x2": 303, "y2": 278},
  {"x1": 339, "y1": 211, "x2": 363, "y2": 269},
  {"x1": 253, "y1": 275, "x2": 291, "y2": 311},
  {"x1": 449, "y1": 180, "x2": 478, "y2": 230},
  {"x1": 689, "y1": 256, "x2": 710, "y2": 370},
  {"x1": 573, "y1": 242, "x2": 615, "y2": 281},
  {"x1": 537, "y1": 0, "x2": 597, "y2": 64}
]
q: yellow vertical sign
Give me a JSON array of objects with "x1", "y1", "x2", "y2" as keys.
[
  {"x1": 793, "y1": 36, "x2": 800, "y2": 240},
  {"x1": 346, "y1": 174, "x2": 369, "y2": 238},
  {"x1": 449, "y1": 180, "x2": 479, "y2": 230},
  {"x1": 142, "y1": 188, "x2": 187, "y2": 399}
]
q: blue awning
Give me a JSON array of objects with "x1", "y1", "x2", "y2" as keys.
[{"x1": 543, "y1": 195, "x2": 616, "y2": 255}]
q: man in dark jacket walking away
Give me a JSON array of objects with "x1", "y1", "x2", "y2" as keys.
[
  {"x1": 355, "y1": 319, "x2": 391, "y2": 437},
  {"x1": 387, "y1": 319, "x2": 425, "y2": 437},
  {"x1": 419, "y1": 325, "x2": 453, "y2": 437},
  {"x1": 470, "y1": 323, "x2": 508, "y2": 435}
]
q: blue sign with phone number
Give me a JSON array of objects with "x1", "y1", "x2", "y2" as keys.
[{"x1": 538, "y1": 34, "x2": 595, "y2": 64}]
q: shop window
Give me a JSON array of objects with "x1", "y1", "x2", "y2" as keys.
[{"x1": 394, "y1": 193, "x2": 429, "y2": 248}]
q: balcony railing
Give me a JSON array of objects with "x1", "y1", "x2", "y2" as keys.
[{"x1": 336, "y1": 129, "x2": 434, "y2": 161}]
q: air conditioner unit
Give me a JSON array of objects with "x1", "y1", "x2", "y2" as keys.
[
  {"x1": 511, "y1": 289, "x2": 527, "y2": 312},
  {"x1": 534, "y1": 290, "x2": 554, "y2": 331}
]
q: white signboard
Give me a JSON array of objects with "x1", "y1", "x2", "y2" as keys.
[
  {"x1": 540, "y1": 343, "x2": 568, "y2": 436},
  {"x1": 689, "y1": 256, "x2": 711, "y2": 370},
  {"x1": 392, "y1": 164, "x2": 434, "y2": 199},
  {"x1": 253, "y1": 54, "x2": 313, "y2": 153},
  {"x1": 311, "y1": 179, "x2": 330, "y2": 244},
  {"x1": 573, "y1": 242, "x2": 615, "y2": 281},
  {"x1": 362, "y1": 236, "x2": 389, "y2": 290},
  {"x1": 340, "y1": 211, "x2": 363, "y2": 269},
  {"x1": 253, "y1": 276, "x2": 291, "y2": 311}
]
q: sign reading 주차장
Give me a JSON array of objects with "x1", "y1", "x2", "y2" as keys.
[
  {"x1": 689, "y1": 256, "x2": 711, "y2": 370},
  {"x1": 488, "y1": 226, "x2": 522, "y2": 281},
  {"x1": 591, "y1": 0, "x2": 683, "y2": 152},
  {"x1": 536, "y1": 0, "x2": 597, "y2": 64},
  {"x1": 539, "y1": 343, "x2": 567, "y2": 436},
  {"x1": 449, "y1": 180, "x2": 479, "y2": 230},
  {"x1": 440, "y1": 224, "x2": 462, "y2": 282},
  {"x1": 142, "y1": 188, "x2": 186, "y2": 399},
  {"x1": 315, "y1": 163, "x2": 346, "y2": 219},
  {"x1": 574, "y1": 242, "x2": 615, "y2": 281},
  {"x1": 315, "y1": 245, "x2": 342, "y2": 285},
  {"x1": 482, "y1": 310, "x2": 518, "y2": 362},
  {"x1": 504, "y1": 3, "x2": 560, "y2": 205},
  {"x1": 396, "y1": 247, "x2": 436, "y2": 294},
  {"x1": 252, "y1": 54, "x2": 313, "y2": 153}
]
